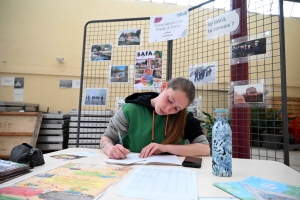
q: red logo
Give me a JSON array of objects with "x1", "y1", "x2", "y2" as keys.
[{"x1": 154, "y1": 17, "x2": 162, "y2": 23}]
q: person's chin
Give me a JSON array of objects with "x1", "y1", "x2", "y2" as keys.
[{"x1": 158, "y1": 108, "x2": 166, "y2": 115}]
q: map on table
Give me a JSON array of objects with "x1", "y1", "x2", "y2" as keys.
[{"x1": 0, "y1": 163, "x2": 132, "y2": 199}]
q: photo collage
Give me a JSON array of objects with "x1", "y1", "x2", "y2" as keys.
[{"x1": 134, "y1": 50, "x2": 162, "y2": 90}]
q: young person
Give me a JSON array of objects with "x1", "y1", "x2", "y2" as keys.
[{"x1": 100, "y1": 77, "x2": 210, "y2": 159}]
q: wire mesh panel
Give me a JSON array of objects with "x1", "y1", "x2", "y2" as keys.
[
  {"x1": 77, "y1": 18, "x2": 168, "y2": 148},
  {"x1": 78, "y1": 0, "x2": 289, "y2": 164},
  {"x1": 171, "y1": 0, "x2": 286, "y2": 163}
]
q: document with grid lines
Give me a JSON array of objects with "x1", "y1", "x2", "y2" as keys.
[{"x1": 117, "y1": 166, "x2": 198, "y2": 200}]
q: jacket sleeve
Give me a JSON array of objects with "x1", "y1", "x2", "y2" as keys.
[
  {"x1": 183, "y1": 112, "x2": 209, "y2": 144},
  {"x1": 103, "y1": 108, "x2": 129, "y2": 143}
]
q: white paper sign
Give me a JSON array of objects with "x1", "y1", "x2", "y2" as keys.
[
  {"x1": 72, "y1": 80, "x2": 81, "y2": 88},
  {"x1": 14, "y1": 89, "x2": 24, "y2": 101},
  {"x1": 206, "y1": 10, "x2": 239, "y2": 40},
  {"x1": 1, "y1": 77, "x2": 14, "y2": 86},
  {"x1": 149, "y1": 9, "x2": 188, "y2": 43}
]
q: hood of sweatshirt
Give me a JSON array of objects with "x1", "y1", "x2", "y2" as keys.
[{"x1": 125, "y1": 92, "x2": 158, "y2": 112}]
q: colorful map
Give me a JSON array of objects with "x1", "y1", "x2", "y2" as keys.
[{"x1": 0, "y1": 163, "x2": 132, "y2": 200}]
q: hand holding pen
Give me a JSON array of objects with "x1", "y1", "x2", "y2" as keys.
[{"x1": 108, "y1": 131, "x2": 129, "y2": 159}]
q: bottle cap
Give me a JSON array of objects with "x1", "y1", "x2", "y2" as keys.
[{"x1": 214, "y1": 108, "x2": 229, "y2": 113}]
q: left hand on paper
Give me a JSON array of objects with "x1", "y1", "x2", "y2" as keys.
[{"x1": 139, "y1": 143, "x2": 167, "y2": 158}]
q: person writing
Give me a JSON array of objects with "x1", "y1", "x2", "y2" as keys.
[{"x1": 100, "y1": 77, "x2": 210, "y2": 159}]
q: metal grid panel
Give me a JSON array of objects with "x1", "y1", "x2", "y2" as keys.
[
  {"x1": 77, "y1": 18, "x2": 168, "y2": 148},
  {"x1": 78, "y1": 0, "x2": 289, "y2": 164},
  {"x1": 171, "y1": 0, "x2": 286, "y2": 163}
]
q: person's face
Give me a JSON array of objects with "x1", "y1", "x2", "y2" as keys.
[{"x1": 153, "y1": 84, "x2": 190, "y2": 115}]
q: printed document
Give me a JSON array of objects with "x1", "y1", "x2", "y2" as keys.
[{"x1": 117, "y1": 166, "x2": 198, "y2": 200}]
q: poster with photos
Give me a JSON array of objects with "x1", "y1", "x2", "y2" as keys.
[
  {"x1": 109, "y1": 65, "x2": 129, "y2": 83},
  {"x1": 189, "y1": 62, "x2": 217, "y2": 85},
  {"x1": 118, "y1": 29, "x2": 141, "y2": 46},
  {"x1": 84, "y1": 88, "x2": 108, "y2": 106},
  {"x1": 134, "y1": 50, "x2": 162, "y2": 90},
  {"x1": 90, "y1": 44, "x2": 112, "y2": 61},
  {"x1": 187, "y1": 98, "x2": 199, "y2": 118}
]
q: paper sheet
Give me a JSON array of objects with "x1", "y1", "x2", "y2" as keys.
[
  {"x1": 144, "y1": 154, "x2": 181, "y2": 165},
  {"x1": 105, "y1": 153, "x2": 146, "y2": 165},
  {"x1": 117, "y1": 166, "x2": 198, "y2": 200},
  {"x1": 104, "y1": 153, "x2": 181, "y2": 166}
]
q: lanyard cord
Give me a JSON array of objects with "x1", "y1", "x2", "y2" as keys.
[{"x1": 152, "y1": 110, "x2": 169, "y2": 142}]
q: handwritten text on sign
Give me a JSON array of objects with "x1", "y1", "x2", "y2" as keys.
[{"x1": 206, "y1": 10, "x2": 240, "y2": 40}]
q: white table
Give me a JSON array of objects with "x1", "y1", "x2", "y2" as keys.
[{"x1": 2, "y1": 148, "x2": 300, "y2": 199}]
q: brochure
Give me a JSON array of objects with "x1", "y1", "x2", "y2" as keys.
[{"x1": 214, "y1": 176, "x2": 300, "y2": 200}]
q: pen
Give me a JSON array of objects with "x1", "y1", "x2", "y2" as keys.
[{"x1": 118, "y1": 131, "x2": 123, "y2": 146}]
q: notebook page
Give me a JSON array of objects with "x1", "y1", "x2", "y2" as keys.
[
  {"x1": 117, "y1": 166, "x2": 198, "y2": 200},
  {"x1": 145, "y1": 154, "x2": 181, "y2": 165},
  {"x1": 104, "y1": 153, "x2": 146, "y2": 165}
]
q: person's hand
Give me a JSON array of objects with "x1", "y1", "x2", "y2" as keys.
[
  {"x1": 107, "y1": 144, "x2": 130, "y2": 159},
  {"x1": 139, "y1": 143, "x2": 167, "y2": 158}
]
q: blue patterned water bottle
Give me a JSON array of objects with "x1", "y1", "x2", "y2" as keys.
[{"x1": 212, "y1": 108, "x2": 232, "y2": 177}]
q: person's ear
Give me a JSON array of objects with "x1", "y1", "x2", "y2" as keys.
[{"x1": 161, "y1": 82, "x2": 168, "y2": 91}]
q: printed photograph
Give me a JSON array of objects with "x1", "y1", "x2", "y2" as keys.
[
  {"x1": 14, "y1": 77, "x2": 24, "y2": 89},
  {"x1": 135, "y1": 69, "x2": 144, "y2": 78},
  {"x1": 135, "y1": 59, "x2": 148, "y2": 69},
  {"x1": 152, "y1": 70, "x2": 162, "y2": 79},
  {"x1": 189, "y1": 64, "x2": 217, "y2": 84},
  {"x1": 231, "y1": 38, "x2": 266, "y2": 59},
  {"x1": 234, "y1": 83, "x2": 264, "y2": 104},
  {"x1": 148, "y1": 58, "x2": 162, "y2": 70},
  {"x1": 84, "y1": 88, "x2": 108, "y2": 106},
  {"x1": 109, "y1": 65, "x2": 129, "y2": 83},
  {"x1": 118, "y1": 28, "x2": 141, "y2": 46},
  {"x1": 90, "y1": 44, "x2": 112, "y2": 61},
  {"x1": 59, "y1": 80, "x2": 72, "y2": 88}
]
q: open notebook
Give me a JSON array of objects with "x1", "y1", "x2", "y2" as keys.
[{"x1": 104, "y1": 152, "x2": 182, "y2": 166}]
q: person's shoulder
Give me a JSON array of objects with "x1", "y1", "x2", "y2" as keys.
[
  {"x1": 122, "y1": 103, "x2": 150, "y2": 118},
  {"x1": 121, "y1": 103, "x2": 143, "y2": 110}
]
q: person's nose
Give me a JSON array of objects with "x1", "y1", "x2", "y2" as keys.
[{"x1": 165, "y1": 106, "x2": 175, "y2": 114}]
